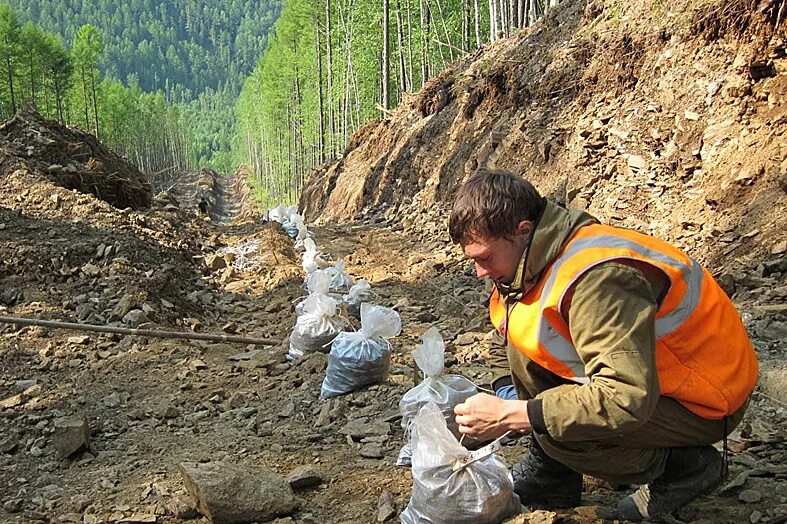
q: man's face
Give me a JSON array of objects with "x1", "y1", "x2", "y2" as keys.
[{"x1": 461, "y1": 221, "x2": 532, "y2": 285}]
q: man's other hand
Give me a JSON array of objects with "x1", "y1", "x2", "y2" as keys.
[{"x1": 454, "y1": 393, "x2": 532, "y2": 441}]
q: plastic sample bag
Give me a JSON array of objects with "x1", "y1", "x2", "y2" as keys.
[
  {"x1": 320, "y1": 303, "x2": 402, "y2": 398},
  {"x1": 301, "y1": 238, "x2": 329, "y2": 274},
  {"x1": 267, "y1": 204, "x2": 288, "y2": 223},
  {"x1": 296, "y1": 270, "x2": 344, "y2": 316},
  {"x1": 288, "y1": 294, "x2": 349, "y2": 359},
  {"x1": 400, "y1": 402, "x2": 522, "y2": 524},
  {"x1": 400, "y1": 327, "x2": 477, "y2": 439},
  {"x1": 325, "y1": 259, "x2": 353, "y2": 292},
  {"x1": 294, "y1": 222, "x2": 315, "y2": 251},
  {"x1": 305, "y1": 269, "x2": 332, "y2": 294},
  {"x1": 281, "y1": 211, "x2": 305, "y2": 239},
  {"x1": 282, "y1": 222, "x2": 299, "y2": 239},
  {"x1": 342, "y1": 279, "x2": 372, "y2": 318}
]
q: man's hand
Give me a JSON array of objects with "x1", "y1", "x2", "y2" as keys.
[{"x1": 454, "y1": 393, "x2": 532, "y2": 441}]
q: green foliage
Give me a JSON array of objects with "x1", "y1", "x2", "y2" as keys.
[
  {"x1": 0, "y1": 3, "x2": 22, "y2": 116},
  {"x1": 6, "y1": 0, "x2": 281, "y2": 171},
  {"x1": 71, "y1": 24, "x2": 102, "y2": 133},
  {"x1": 7, "y1": 0, "x2": 279, "y2": 97},
  {"x1": 0, "y1": 3, "x2": 193, "y2": 177},
  {"x1": 234, "y1": 0, "x2": 515, "y2": 205}
]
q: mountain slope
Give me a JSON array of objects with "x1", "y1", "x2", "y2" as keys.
[
  {"x1": 302, "y1": 0, "x2": 786, "y2": 274},
  {"x1": 8, "y1": 0, "x2": 280, "y2": 99}
]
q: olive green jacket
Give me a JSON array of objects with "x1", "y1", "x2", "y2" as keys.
[{"x1": 490, "y1": 200, "x2": 667, "y2": 442}]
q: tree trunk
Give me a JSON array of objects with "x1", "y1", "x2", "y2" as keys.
[
  {"x1": 315, "y1": 12, "x2": 325, "y2": 163},
  {"x1": 462, "y1": 0, "x2": 469, "y2": 52},
  {"x1": 474, "y1": 0, "x2": 481, "y2": 48},
  {"x1": 89, "y1": 67, "x2": 100, "y2": 139},
  {"x1": 405, "y1": 0, "x2": 414, "y2": 89},
  {"x1": 396, "y1": 0, "x2": 407, "y2": 93},
  {"x1": 528, "y1": 0, "x2": 537, "y2": 26},
  {"x1": 28, "y1": 50, "x2": 35, "y2": 102},
  {"x1": 54, "y1": 80, "x2": 63, "y2": 123},
  {"x1": 81, "y1": 65, "x2": 89, "y2": 130},
  {"x1": 382, "y1": 0, "x2": 390, "y2": 110},
  {"x1": 488, "y1": 0, "x2": 496, "y2": 42},
  {"x1": 4, "y1": 36, "x2": 16, "y2": 113},
  {"x1": 325, "y1": 0, "x2": 335, "y2": 158},
  {"x1": 519, "y1": 0, "x2": 526, "y2": 27},
  {"x1": 337, "y1": 0, "x2": 353, "y2": 148},
  {"x1": 292, "y1": 56, "x2": 303, "y2": 194},
  {"x1": 419, "y1": 0, "x2": 429, "y2": 86}
]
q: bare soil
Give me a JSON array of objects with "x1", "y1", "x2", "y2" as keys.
[
  {"x1": 1, "y1": 0, "x2": 786, "y2": 522},
  {"x1": 0, "y1": 159, "x2": 785, "y2": 523}
]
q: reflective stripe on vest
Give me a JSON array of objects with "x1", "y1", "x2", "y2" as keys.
[
  {"x1": 489, "y1": 224, "x2": 758, "y2": 419},
  {"x1": 546, "y1": 234, "x2": 704, "y2": 339}
]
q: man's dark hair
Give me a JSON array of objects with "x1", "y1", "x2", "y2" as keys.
[{"x1": 449, "y1": 169, "x2": 545, "y2": 244}]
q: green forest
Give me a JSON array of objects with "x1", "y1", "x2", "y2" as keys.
[
  {"x1": 4, "y1": 0, "x2": 280, "y2": 172},
  {"x1": 1, "y1": 0, "x2": 559, "y2": 206},
  {"x1": 235, "y1": 0, "x2": 560, "y2": 207}
]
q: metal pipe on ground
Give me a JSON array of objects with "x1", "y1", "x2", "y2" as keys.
[{"x1": 0, "y1": 315, "x2": 282, "y2": 347}]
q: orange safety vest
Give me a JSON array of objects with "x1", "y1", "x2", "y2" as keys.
[{"x1": 490, "y1": 224, "x2": 758, "y2": 420}]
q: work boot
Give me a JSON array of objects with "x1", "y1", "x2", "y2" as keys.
[
  {"x1": 617, "y1": 446, "x2": 723, "y2": 522},
  {"x1": 512, "y1": 436, "x2": 582, "y2": 508}
]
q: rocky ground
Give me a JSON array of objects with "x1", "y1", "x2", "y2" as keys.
[
  {"x1": 0, "y1": 150, "x2": 785, "y2": 524},
  {"x1": 1, "y1": 0, "x2": 787, "y2": 521}
]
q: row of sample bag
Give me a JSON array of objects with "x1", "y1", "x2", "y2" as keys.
[{"x1": 269, "y1": 205, "x2": 521, "y2": 523}]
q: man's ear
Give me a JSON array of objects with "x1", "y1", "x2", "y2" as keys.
[{"x1": 516, "y1": 220, "x2": 532, "y2": 239}]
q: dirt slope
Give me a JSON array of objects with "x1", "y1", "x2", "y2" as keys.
[
  {"x1": 0, "y1": 107, "x2": 151, "y2": 210},
  {"x1": 301, "y1": 0, "x2": 786, "y2": 274}
]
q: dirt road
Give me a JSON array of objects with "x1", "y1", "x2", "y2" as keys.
[{"x1": 1, "y1": 168, "x2": 785, "y2": 524}]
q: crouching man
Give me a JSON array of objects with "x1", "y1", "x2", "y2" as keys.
[{"x1": 451, "y1": 169, "x2": 758, "y2": 521}]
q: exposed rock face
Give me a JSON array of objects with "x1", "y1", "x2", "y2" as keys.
[{"x1": 301, "y1": 0, "x2": 786, "y2": 274}]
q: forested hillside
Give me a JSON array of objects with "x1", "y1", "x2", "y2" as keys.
[
  {"x1": 235, "y1": 0, "x2": 560, "y2": 207},
  {"x1": 6, "y1": 0, "x2": 281, "y2": 170},
  {"x1": 0, "y1": 4, "x2": 194, "y2": 176}
]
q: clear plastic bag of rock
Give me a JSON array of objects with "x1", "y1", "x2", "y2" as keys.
[
  {"x1": 288, "y1": 290, "x2": 349, "y2": 360},
  {"x1": 266, "y1": 203, "x2": 290, "y2": 223},
  {"x1": 267, "y1": 204, "x2": 298, "y2": 229},
  {"x1": 281, "y1": 210, "x2": 305, "y2": 239},
  {"x1": 294, "y1": 220, "x2": 315, "y2": 251},
  {"x1": 301, "y1": 238, "x2": 329, "y2": 274},
  {"x1": 325, "y1": 259, "x2": 353, "y2": 292},
  {"x1": 320, "y1": 303, "x2": 401, "y2": 399},
  {"x1": 400, "y1": 402, "x2": 522, "y2": 524},
  {"x1": 296, "y1": 270, "x2": 343, "y2": 316},
  {"x1": 398, "y1": 327, "x2": 477, "y2": 466},
  {"x1": 342, "y1": 279, "x2": 372, "y2": 319}
]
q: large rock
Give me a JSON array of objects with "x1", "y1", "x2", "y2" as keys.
[
  {"x1": 179, "y1": 462, "x2": 297, "y2": 523},
  {"x1": 287, "y1": 465, "x2": 323, "y2": 489},
  {"x1": 53, "y1": 414, "x2": 90, "y2": 458},
  {"x1": 122, "y1": 309, "x2": 148, "y2": 327},
  {"x1": 759, "y1": 361, "x2": 787, "y2": 405},
  {"x1": 111, "y1": 294, "x2": 137, "y2": 321}
]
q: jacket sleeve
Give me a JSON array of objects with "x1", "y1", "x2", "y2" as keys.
[{"x1": 535, "y1": 262, "x2": 661, "y2": 442}]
